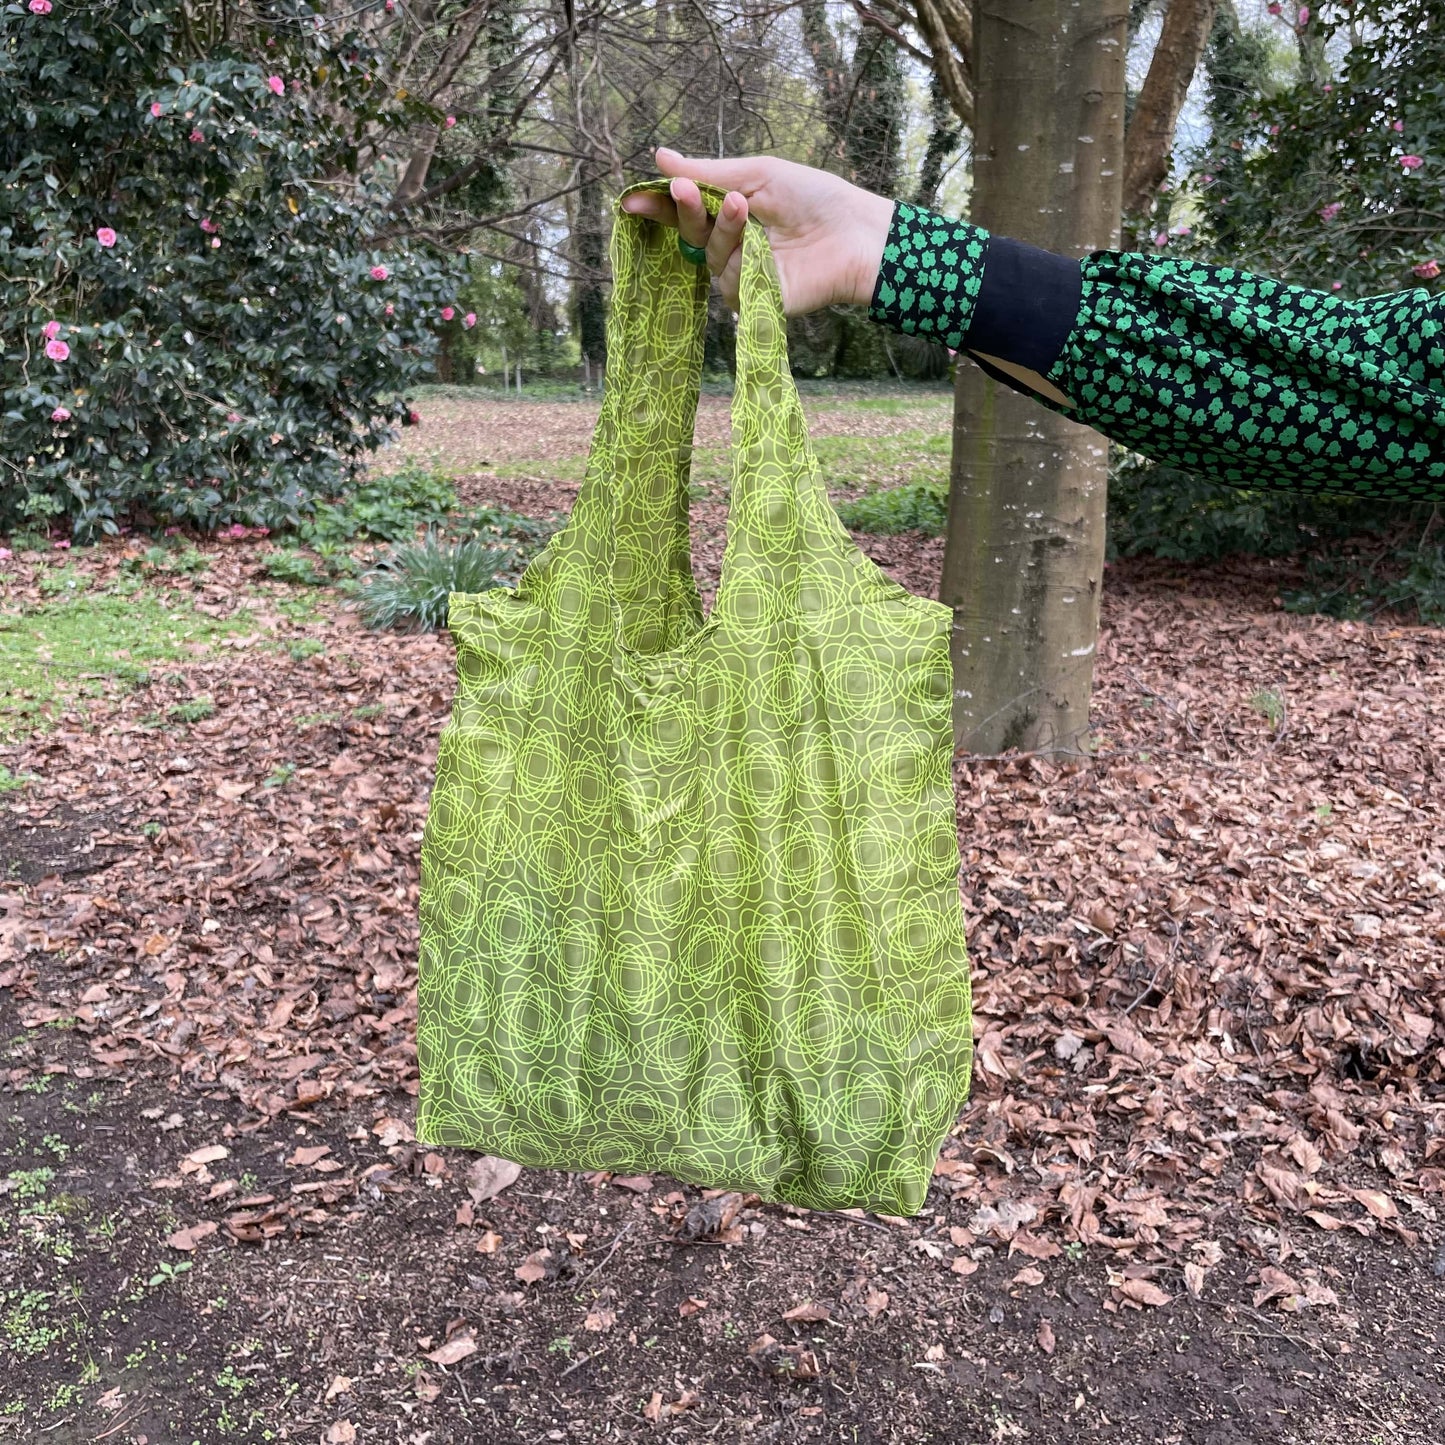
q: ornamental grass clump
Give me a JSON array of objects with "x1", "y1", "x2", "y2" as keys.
[{"x1": 358, "y1": 531, "x2": 517, "y2": 633}]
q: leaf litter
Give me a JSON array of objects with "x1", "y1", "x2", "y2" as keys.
[{"x1": 1, "y1": 402, "x2": 1442, "y2": 1438}]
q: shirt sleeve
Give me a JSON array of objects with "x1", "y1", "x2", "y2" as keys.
[{"x1": 867, "y1": 198, "x2": 1445, "y2": 502}]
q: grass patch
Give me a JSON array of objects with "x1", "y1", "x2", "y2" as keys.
[
  {"x1": 0, "y1": 582, "x2": 245, "y2": 740},
  {"x1": 671, "y1": 429, "x2": 950, "y2": 499},
  {"x1": 166, "y1": 696, "x2": 215, "y2": 725},
  {"x1": 835, "y1": 478, "x2": 949, "y2": 537}
]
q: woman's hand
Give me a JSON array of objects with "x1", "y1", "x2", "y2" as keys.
[{"x1": 620, "y1": 148, "x2": 895, "y2": 317}]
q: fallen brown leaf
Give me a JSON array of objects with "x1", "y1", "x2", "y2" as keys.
[
  {"x1": 166, "y1": 1220, "x2": 218, "y2": 1251},
  {"x1": 466, "y1": 1154, "x2": 521, "y2": 1203},
  {"x1": 423, "y1": 1332, "x2": 478, "y2": 1366},
  {"x1": 782, "y1": 1301, "x2": 831, "y2": 1323}
]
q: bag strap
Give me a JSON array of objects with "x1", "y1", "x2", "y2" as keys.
[{"x1": 559, "y1": 177, "x2": 834, "y2": 657}]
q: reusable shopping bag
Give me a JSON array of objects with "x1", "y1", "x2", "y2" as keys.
[{"x1": 416, "y1": 177, "x2": 973, "y2": 1215}]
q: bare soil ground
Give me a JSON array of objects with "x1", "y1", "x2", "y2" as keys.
[{"x1": 2, "y1": 393, "x2": 1442, "y2": 1444}]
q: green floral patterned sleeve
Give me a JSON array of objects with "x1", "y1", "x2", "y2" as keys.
[{"x1": 868, "y1": 199, "x2": 1445, "y2": 501}]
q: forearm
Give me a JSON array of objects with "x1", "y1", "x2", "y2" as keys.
[{"x1": 866, "y1": 199, "x2": 1445, "y2": 502}]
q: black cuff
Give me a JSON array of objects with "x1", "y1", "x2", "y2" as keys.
[{"x1": 962, "y1": 237, "x2": 1083, "y2": 376}]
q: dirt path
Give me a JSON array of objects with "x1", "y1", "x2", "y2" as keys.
[{"x1": 2, "y1": 394, "x2": 1443, "y2": 1441}]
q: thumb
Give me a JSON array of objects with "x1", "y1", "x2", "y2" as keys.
[{"x1": 653, "y1": 146, "x2": 771, "y2": 198}]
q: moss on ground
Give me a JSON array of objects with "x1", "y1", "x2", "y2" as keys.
[{"x1": 0, "y1": 578, "x2": 244, "y2": 739}]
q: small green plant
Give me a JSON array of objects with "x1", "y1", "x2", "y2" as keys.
[
  {"x1": 147, "y1": 1260, "x2": 193, "y2": 1288},
  {"x1": 352, "y1": 703, "x2": 385, "y2": 720},
  {"x1": 215, "y1": 1363, "x2": 249, "y2": 1396},
  {"x1": 7, "y1": 1167, "x2": 55, "y2": 1201},
  {"x1": 1249, "y1": 687, "x2": 1286, "y2": 732},
  {"x1": 37, "y1": 565, "x2": 92, "y2": 598},
  {"x1": 120, "y1": 544, "x2": 209, "y2": 579},
  {"x1": 448, "y1": 502, "x2": 567, "y2": 553},
  {"x1": 2, "y1": 1288, "x2": 60, "y2": 1359},
  {"x1": 298, "y1": 460, "x2": 458, "y2": 549},
  {"x1": 264, "y1": 550, "x2": 329, "y2": 586},
  {"x1": 295, "y1": 711, "x2": 339, "y2": 729},
  {"x1": 263, "y1": 763, "x2": 296, "y2": 789},
  {"x1": 0, "y1": 766, "x2": 38, "y2": 794},
  {"x1": 167, "y1": 696, "x2": 215, "y2": 724},
  {"x1": 358, "y1": 530, "x2": 517, "y2": 632},
  {"x1": 835, "y1": 479, "x2": 949, "y2": 537},
  {"x1": 45, "y1": 1375, "x2": 82, "y2": 1410},
  {"x1": 287, "y1": 639, "x2": 325, "y2": 661},
  {"x1": 143, "y1": 821, "x2": 163, "y2": 840}
]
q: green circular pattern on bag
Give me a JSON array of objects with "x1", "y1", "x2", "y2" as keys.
[{"x1": 417, "y1": 178, "x2": 973, "y2": 1216}]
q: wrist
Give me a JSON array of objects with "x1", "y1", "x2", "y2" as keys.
[{"x1": 850, "y1": 191, "x2": 898, "y2": 309}]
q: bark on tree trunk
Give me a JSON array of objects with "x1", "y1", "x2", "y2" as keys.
[
  {"x1": 1121, "y1": 0, "x2": 1218, "y2": 220},
  {"x1": 942, "y1": 0, "x2": 1127, "y2": 756}
]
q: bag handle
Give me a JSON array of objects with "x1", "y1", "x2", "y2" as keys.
[{"x1": 561, "y1": 177, "x2": 836, "y2": 659}]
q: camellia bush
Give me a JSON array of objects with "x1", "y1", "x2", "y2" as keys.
[
  {"x1": 1186, "y1": 0, "x2": 1443, "y2": 296},
  {"x1": 0, "y1": 0, "x2": 467, "y2": 539}
]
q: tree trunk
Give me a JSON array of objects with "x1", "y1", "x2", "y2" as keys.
[
  {"x1": 942, "y1": 0, "x2": 1128, "y2": 756},
  {"x1": 1121, "y1": 0, "x2": 1218, "y2": 220}
]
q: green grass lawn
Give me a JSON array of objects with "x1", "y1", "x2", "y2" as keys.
[{"x1": 0, "y1": 575, "x2": 245, "y2": 740}]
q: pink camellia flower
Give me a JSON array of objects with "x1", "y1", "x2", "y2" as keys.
[
  {"x1": 1153, "y1": 231, "x2": 1169, "y2": 246},
  {"x1": 29, "y1": 0, "x2": 53, "y2": 13},
  {"x1": 408, "y1": 409, "x2": 421, "y2": 425},
  {"x1": 1331, "y1": 280, "x2": 1343, "y2": 290},
  {"x1": 226, "y1": 411, "x2": 241, "y2": 422},
  {"x1": 1414, "y1": 259, "x2": 1441, "y2": 280},
  {"x1": 96, "y1": 227, "x2": 118, "y2": 248},
  {"x1": 1400, "y1": 155, "x2": 1424, "y2": 170},
  {"x1": 1323, "y1": 83, "x2": 1333, "y2": 93},
  {"x1": 267, "y1": 76, "x2": 285, "y2": 96},
  {"x1": 1173, "y1": 225, "x2": 1192, "y2": 238},
  {"x1": 46, "y1": 339, "x2": 70, "y2": 362},
  {"x1": 463, "y1": 312, "x2": 476, "y2": 328},
  {"x1": 1393, "y1": 120, "x2": 1405, "y2": 133},
  {"x1": 200, "y1": 217, "x2": 218, "y2": 233},
  {"x1": 1268, "y1": 124, "x2": 1280, "y2": 135},
  {"x1": 0, "y1": 548, "x2": 11, "y2": 562},
  {"x1": 150, "y1": 102, "x2": 163, "y2": 117},
  {"x1": 370, "y1": 264, "x2": 388, "y2": 281},
  {"x1": 1297, "y1": 6, "x2": 1309, "y2": 24},
  {"x1": 43, "y1": 320, "x2": 61, "y2": 340},
  {"x1": 211, "y1": 237, "x2": 220, "y2": 248},
  {"x1": 440, "y1": 306, "x2": 455, "y2": 321},
  {"x1": 51, "y1": 406, "x2": 71, "y2": 422},
  {"x1": 53, "y1": 538, "x2": 70, "y2": 550},
  {"x1": 1267, "y1": 1, "x2": 1281, "y2": 12},
  {"x1": 384, "y1": 302, "x2": 395, "y2": 316},
  {"x1": 190, "y1": 128, "x2": 204, "y2": 143},
  {"x1": 1320, "y1": 201, "x2": 1343, "y2": 222},
  {"x1": 445, "y1": 115, "x2": 456, "y2": 128}
]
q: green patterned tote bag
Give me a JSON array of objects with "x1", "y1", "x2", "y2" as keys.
[{"x1": 416, "y1": 177, "x2": 973, "y2": 1215}]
